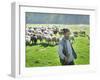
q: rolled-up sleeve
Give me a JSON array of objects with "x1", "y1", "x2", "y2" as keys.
[{"x1": 58, "y1": 42, "x2": 65, "y2": 60}]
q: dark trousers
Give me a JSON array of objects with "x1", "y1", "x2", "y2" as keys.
[{"x1": 60, "y1": 58, "x2": 74, "y2": 65}]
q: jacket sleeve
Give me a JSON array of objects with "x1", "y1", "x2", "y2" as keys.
[
  {"x1": 58, "y1": 41, "x2": 66, "y2": 60},
  {"x1": 72, "y1": 46, "x2": 77, "y2": 59}
]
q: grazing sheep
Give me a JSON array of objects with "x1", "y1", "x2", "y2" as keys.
[
  {"x1": 53, "y1": 28, "x2": 59, "y2": 35},
  {"x1": 26, "y1": 26, "x2": 77, "y2": 46},
  {"x1": 79, "y1": 31, "x2": 86, "y2": 37},
  {"x1": 59, "y1": 31, "x2": 63, "y2": 36},
  {"x1": 45, "y1": 35, "x2": 52, "y2": 45},
  {"x1": 73, "y1": 31, "x2": 78, "y2": 37},
  {"x1": 26, "y1": 35, "x2": 31, "y2": 46},
  {"x1": 37, "y1": 34, "x2": 43, "y2": 43},
  {"x1": 31, "y1": 34, "x2": 37, "y2": 45},
  {"x1": 69, "y1": 34, "x2": 75, "y2": 44},
  {"x1": 52, "y1": 36, "x2": 59, "y2": 45}
]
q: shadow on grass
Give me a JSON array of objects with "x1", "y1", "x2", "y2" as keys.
[
  {"x1": 26, "y1": 42, "x2": 58, "y2": 47},
  {"x1": 40, "y1": 43, "x2": 57, "y2": 47}
]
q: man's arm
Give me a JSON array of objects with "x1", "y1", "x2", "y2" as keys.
[{"x1": 58, "y1": 43, "x2": 66, "y2": 60}]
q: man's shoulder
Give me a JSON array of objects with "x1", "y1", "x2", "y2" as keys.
[
  {"x1": 59, "y1": 37, "x2": 65, "y2": 44},
  {"x1": 59, "y1": 37, "x2": 64, "y2": 41}
]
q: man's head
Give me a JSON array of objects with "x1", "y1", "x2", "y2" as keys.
[{"x1": 62, "y1": 28, "x2": 71, "y2": 38}]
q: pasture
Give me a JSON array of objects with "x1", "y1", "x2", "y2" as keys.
[{"x1": 25, "y1": 24, "x2": 90, "y2": 67}]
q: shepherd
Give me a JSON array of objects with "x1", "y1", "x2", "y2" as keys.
[{"x1": 58, "y1": 28, "x2": 77, "y2": 65}]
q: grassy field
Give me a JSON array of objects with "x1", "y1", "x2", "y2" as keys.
[
  {"x1": 73, "y1": 36, "x2": 89, "y2": 65},
  {"x1": 26, "y1": 24, "x2": 90, "y2": 67},
  {"x1": 26, "y1": 35, "x2": 90, "y2": 67},
  {"x1": 26, "y1": 44, "x2": 61, "y2": 67}
]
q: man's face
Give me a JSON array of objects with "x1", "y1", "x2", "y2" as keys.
[{"x1": 64, "y1": 31, "x2": 71, "y2": 37}]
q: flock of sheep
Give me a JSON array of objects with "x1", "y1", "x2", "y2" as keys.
[
  {"x1": 25, "y1": 26, "x2": 88, "y2": 46},
  {"x1": 26, "y1": 27, "x2": 62, "y2": 46}
]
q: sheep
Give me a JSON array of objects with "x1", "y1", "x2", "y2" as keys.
[
  {"x1": 52, "y1": 36, "x2": 59, "y2": 45},
  {"x1": 26, "y1": 35, "x2": 31, "y2": 46},
  {"x1": 73, "y1": 31, "x2": 78, "y2": 37},
  {"x1": 31, "y1": 34, "x2": 37, "y2": 45},
  {"x1": 69, "y1": 34, "x2": 75, "y2": 44},
  {"x1": 53, "y1": 28, "x2": 59, "y2": 35},
  {"x1": 44, "y1": 35, "x2": 52, "y2": 45},
  {"x1": 37, "y1": 33, "x2": 44, "y2": 43},
  {"x1": 79, "y1": 31, "x2": 86, "y2": 37}
]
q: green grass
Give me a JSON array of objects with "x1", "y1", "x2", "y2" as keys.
[
  {"x1": 26, "y1": 36, "x2": 90, "y2": 67},
  {"x1": 73, "y1": 36, "x2": 90, "y2": 65},
  {"x1": 26, "y1": 44, "x2": 61, "y2": 67}
]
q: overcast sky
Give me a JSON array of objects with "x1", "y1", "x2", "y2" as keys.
[{"x1": 25, "y1": 12, "x2": 89, "y2": 24}]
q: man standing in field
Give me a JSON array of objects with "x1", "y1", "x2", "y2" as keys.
[{"x1": 58, "y1": 28, "x2": 77, "y2": 65}]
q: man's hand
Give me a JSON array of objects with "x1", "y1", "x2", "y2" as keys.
[{"x1": 64, "y1": 57, "x2": 68, "y2": 63}]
